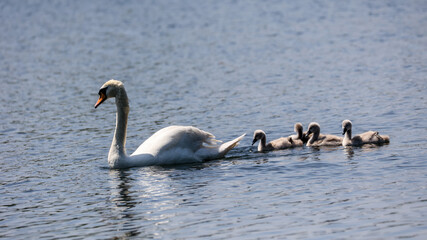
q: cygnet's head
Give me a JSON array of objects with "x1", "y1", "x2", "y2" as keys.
[
  {"x1": 306, "y1": 122, "x2": 320, "y2": 135},
  {"x1": 342, "y1": 119, "x2": 352, "y2": 135},
  {"x1": 94, "y1": 80, "x2": 125, "y2": 108},
  {"x1": 252, "y1": 130, "x2": 266, "y2": 145}
]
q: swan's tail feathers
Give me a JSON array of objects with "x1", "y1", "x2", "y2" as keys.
[
  {"x1": 203, "y1": 135, "x2": 223, "y2": 148},
  {"x1": 196, "y1": 133, "x2": 246, "y2": 160},
  {"x1": 217, "y1": 133, "x2": 246, "y2": 157}
]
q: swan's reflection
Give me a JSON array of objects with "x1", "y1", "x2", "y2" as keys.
[
  {"x1": 109, "y1": 170, "x2": 137, "y2": 211},
  {"x1": 108, "y1": 169, "x2": 141, "y2": 238},
  {"x1": 107, "y1": 163, "x2": 214, "y2": 238},
  {"x1": 137, "y1": 165, "x2": 212, "y2": 205}
]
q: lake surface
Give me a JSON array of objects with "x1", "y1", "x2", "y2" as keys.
[{"x1": 1, "y1": 0, "x2": 427, "y2": 239}]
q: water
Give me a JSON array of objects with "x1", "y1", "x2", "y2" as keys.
[{"x1": 1, "y1": 0, "x2": 427, "y2": 239}]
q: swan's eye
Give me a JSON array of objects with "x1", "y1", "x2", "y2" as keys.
[{"x1": 98, "y1": 87, "x2": 107, "y2": 96}]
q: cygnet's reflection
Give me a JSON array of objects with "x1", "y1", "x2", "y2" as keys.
[{"x1": 343, "y1": 147, "x2": 355, "y2": 160}]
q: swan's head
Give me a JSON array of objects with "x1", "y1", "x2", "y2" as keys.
[
  {"x1": 94, "y1": 80, "x2": 125, "y2": 108},
  {"x1": 342, "y1": 119, "x2": 352, "y2": 135},
  {"x1": 306, "y1": 122, "x2": 320, "y2": 136},
  {"x1": 252, "y1": 130, "x2": 266, "y2": 145}
]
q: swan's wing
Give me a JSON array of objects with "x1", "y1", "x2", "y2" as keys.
[
  {"x1": 196, "y1": 133, "x2": 245, "y2": 159},
  {"x1": 131, "y1": 126, "x2": 216, "y2": 156}
]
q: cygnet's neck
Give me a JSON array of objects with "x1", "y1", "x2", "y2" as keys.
[
  {"x1": 309, "y1": 128, "x2": 320, "y2": 144},
  {"x1": 108, "y1": 90, "x2": 130, "y2": 167},
  {"x1": 258, "y1": 135, "x2": 267, "y2": 151},
  {"x1": 297, "y1": 127, "x2": 303, "y2": 139},
  {"x1": 343, "y1": 128, "x2": 352, "y2": 142}
]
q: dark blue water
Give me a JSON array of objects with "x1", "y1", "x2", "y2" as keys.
[{"x1": 1, "y1": 0, "x2": 427, "y2": 239}]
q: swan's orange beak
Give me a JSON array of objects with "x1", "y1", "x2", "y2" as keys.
[{"x1": 94, "y1": 92, "x2": 107, "y2": 108}]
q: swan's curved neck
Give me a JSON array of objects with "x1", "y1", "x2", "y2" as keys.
[
  {"x1": 109, "y1": 90, "x2": 130, "y2": 167},
  {"x1": 258, "y1": 135, "x2": 267, "y2": 151},
  {"x1": 344, "y1": 129, "x2": 352, "y2": 140},
  {"x1": 297, "y1": 127, "x2": 303, "y2": 139},
  {"x1": 309, "y1": 129, "x2": 320, "y2": 144}
]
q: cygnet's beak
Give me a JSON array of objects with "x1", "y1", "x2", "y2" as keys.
[
  {"x1": 94, "y1": 92, "x2": 107, "y2": 108},
  {"x1": 342, "y1": 128, "x2": 347, "y2": 135},
  {"x1": 252, "y1": 139, "x2": 257, "y2": 145}
]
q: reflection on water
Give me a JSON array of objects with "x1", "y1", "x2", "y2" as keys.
[
  {"x1": 108, "y1": 165, "x2": 219, "y2": 238},
  {"x1": 108, "y1": 170, "x2": 141, "y2": 238},
  {"x1": 343, "y1": 147, "x2": 355, "y2": 160},
  {"x1": 109, "y1": 170, "x2": 137, "y2": 213},
  {"x1": 1, "y1": 0, "x2": 427, "y2": 239}
]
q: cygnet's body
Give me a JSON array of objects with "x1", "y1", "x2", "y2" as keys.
[
  {"x1": 342, "y1": 120, "x2": 390, "y2": 146},
  {"x1": 289, "y1": 122, "x2": 309, "y2": 146},
  {"x1": 252, "y1": 130, "x2": 294, "y2": 152},
  {"x1": 306, "y1": 122, "x2": 343, "y2": 147}
]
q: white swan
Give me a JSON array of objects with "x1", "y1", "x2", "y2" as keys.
[
  {"x1": 94, "y1": 80, "x2": 245, "y2": 168},
  {"x1": 342, "y1": 120, "x2": 390, "y2": 146},
  {"x1": 305, "y1": 122, "x2": 343, "y2": 147},
  {"x1": 252, "y1": 130, "x2": 294, "y2": 151}
]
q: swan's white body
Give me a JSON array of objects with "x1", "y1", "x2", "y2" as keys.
[
  {"x1": 95, "y1": 80, "x2": 245, "y2": 169},
  {"x1": 342, "y1": 120, "x2": 390, "y2": 146}
]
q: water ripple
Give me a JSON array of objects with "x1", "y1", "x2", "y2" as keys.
[{"x1": 1, "y1": 0, "x2": 427, "y2": 239}]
